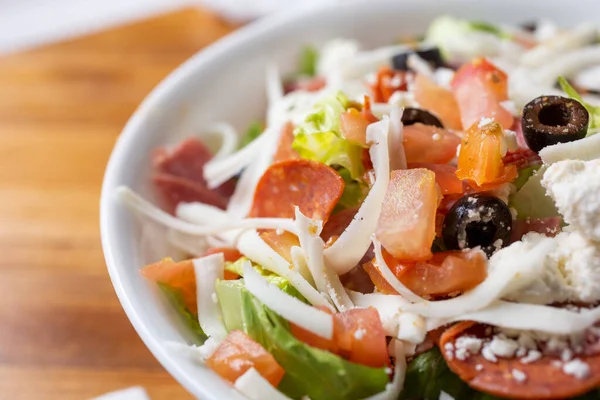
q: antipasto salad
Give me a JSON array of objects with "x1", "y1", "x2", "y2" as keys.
[{"x1": 117, "y1": 16, "x2": 600, "y2": 400}]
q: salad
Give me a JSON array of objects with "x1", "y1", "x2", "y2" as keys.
[{"x1": 117, "y1": 16, "x2": 600, "y2": 400}]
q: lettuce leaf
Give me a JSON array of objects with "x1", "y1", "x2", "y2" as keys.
[
  {"x1": 298, "y1": 45, "x2": 319, "y2": 77},
  {"x1": 513, "y1": 165, "x2": 540, "y2": 191},
  {"x1": 158, "y1": 283, "x2": 206, "y2": 344},
  {"x1": 217, "y1": 282, "x2": 389, "y2": 400},
  {"x1": 334, "y1": 167, "x2": 368, "y2": 210},
  {"x1": 224, "y1": 258, "x2": 306, "y2": 302},
  {"x1": 239, "y1": 121, "x2": 263, "y2": 148},
  {"x1": 509, "y1": 165, "x2": 559, "y2": 220},
  {"x1": 292, "y1": 92, "x2": 365, "y2": 180},
  {"x1": 558, "y1": 76, "x2": 600, "y2": 136}
]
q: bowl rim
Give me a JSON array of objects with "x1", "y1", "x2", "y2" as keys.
[{"x1": 99, "y1": 1, "x2": 370, "y2": 398}]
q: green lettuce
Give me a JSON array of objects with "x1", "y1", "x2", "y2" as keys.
[
  {"x1": 298, "y1": 45, "x2": 319, "y2": 77},
  {"x1": 239, "y1": 121, "x2": 263, "y2": 148},
  {"x1": 513, "y1": 165, "x2": 540, "y2": 191},
  {"x1": 158, "y1": 283, "x2": 206, "y2": 344},
  {"x1": 292, "y1": 92, "x2": 365, "y2": 180},
  {"x1": 216, "y1": 282, "x2": 389, "y2": 400},
  {"x1": 224, "y1": 258, "x2": 306, "y2": 302},
  {"x1": 509, "y1": 165, "x2": 559, "y2": 220},
  {"x1": 334, "y1": 167, "x2": 368, "y2": 210},
  {"x1": 558, "y1": 76, "x2": 600, "y2": 136}
]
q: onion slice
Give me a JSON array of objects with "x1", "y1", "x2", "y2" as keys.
[{"x1": 194, "y1": 253, "x2": 228, "y2": 340}]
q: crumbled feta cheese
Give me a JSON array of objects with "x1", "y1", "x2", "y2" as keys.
[
  {"x1": 432, "y1": 133, "x2": 442, "y2": 141},
  {"x1": 478, "y1": 117, "x2": 495, "y2": 128},
  {"x1": 511, "y1": 368, "x2": 527, "y2": 383},
  {"x1": 563, "y1": 359, "x2": 591, "y2": 379},
  {"x1": 482, "y1": 345, "x2": 498, "y2": 363},
  {"x1": 520, "y1": 349, "x2": 542, "y2": 364},
  {"x1": 489, "y1": 335, "x2": 519, "y2": 358},
  {"x1": 454, "y1": 336, "x2": 483, "y2": 360},
  {"x1": 396, "y1": 313, "x2": 427, "y2": 343},
  {"x1": 354, "y1": 328, "x2": 366, "y2": 340},
  {"x1": 542, "y1": 159, "x2": 600, "y2": 242},
  {"x1": 475, "y1": 364, "x2": 484, "y2": 371},
  {"x1": 503, "y1": 129, "x2": 520, "y2": 152}
]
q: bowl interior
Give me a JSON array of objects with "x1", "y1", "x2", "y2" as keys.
[{"x1": 100, "y1": 0, "x2": 600, "y2": 398}]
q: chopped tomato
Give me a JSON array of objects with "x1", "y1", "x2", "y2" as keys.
[
  {"x1": 141, "y1": 258, "x2": 197, "y2": 313},
  {"x1": 290, "y1": 306, "x2": 338, "y2": 353},
  {"x1": 403, "y1": 124, "x2": 461, "y2": 164},
  {"x1": 204, "y1": 247, "x2": 243, "y2": 280},
  {"x1": 340, "y1": 108, "x2": 369, "y2": 146},
  {"x1": 376, "y1": 169, "x2": 440, "y2": 261},
  {"x1": 260, "y1": 230, "x2": 300, "y2": 263},
  {"x1": 413, "y1": 74, "x2": 463, "y2": 131},
  {"x1": 451, "y1": 58, "x2": 513, "y2": 129},
  {"x1": 365, "y1": 248, "x2": 487, "y2": 297},
  {"x1": 291, "y1": 307, "x2": 388, "y2": 368},
  {"x1": 362, "y1": 95, "x2": 379, "y2": 124},
  {"x1": 408, "y1": 163, "x2": 463, "y2": 195},
  {"x1": 456, "y1": 121, "x2": 517, "y2": 187},
  {"x1": 334, "y1": 308, "x2": 389, "y2": 368},
  {"x1": 273, "y1": 122, "x2": 300, "y2": 163},
  {"x1": 369, "y1": 66, "x2": 408, "y2": 103},
  {"x1": 206, "y1": 330, "x2": 285, "y2": 387}
]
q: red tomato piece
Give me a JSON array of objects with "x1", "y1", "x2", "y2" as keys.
[
  {"x1": 451, "y1": 58, "x2": 513, "y2": 130},
  {"x1": 340, "y1": 108, "x2": 370, "y2": 146},
  {"x1": 206, "y1": 330, "x2": 285, "y2": 387},
  {"x1": 141, "y1": 258, "x2": 197, "y2": 313},
  {"x1": 408, "y1": 163, "x2": 464, "y2": 195},
  {"x1": 334, "y1": 308, "x2": 389, "y2": 368},
  {"x1": 260, "y1": 230, "x2": 300, "y2": 263},
  {"x1": 203, "y1": 247, "x2": 243, "y2": 280},
  {"x1": 413, "y1": 74, "x2": 463, "y2": 131},
  {"x1": 456, "y1": 121, "x2": 517, "y2": 187},
  {"x1": 249, "y1": 159, "x2": 345, "y2": 221},
  {"x1": 369, "y1": 66, "x2": 408, "y2": 103},
  {"x1": 273, "y1": 122, "x2": 300, "y2": 163},
  {"x1": 290, "y1": 306, "x2": 338, "y2": 353},
  {"x1": 363, "y1": 260, "x2": 398, "y2": 295},
  {"x1": 376, "y1": 169, "x2": 440, "y2": 261},
  {"x1": 403, "y1": 124, "x2": 461, "y2": 164}
]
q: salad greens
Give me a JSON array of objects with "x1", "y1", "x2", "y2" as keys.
[
  {"x1": 298, "y1": 45, "x2": 319, "y2": 77},
  {"x1": 509, "y1": 166, "x2": 559, "y2": 220},
  {"x1": 239, "y1": 121, "x2": 263, "y2": 148},
  {"x1": 335, "y1": 167, "x2": 368, "y2": 210},
  {"x1": 216, "y1": 281, "x2": 389, "y2": 400},
  {"x1": 158, "y1": 283, "x2": 206, "y2": 344},
  {"x1": 558, "y1": 76, "x2": 600, "y2": 136},
  {"x1": 513, "y1": 165, "x2": 540, "y2": 191}
]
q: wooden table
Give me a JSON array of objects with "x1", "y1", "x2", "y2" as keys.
[{"x1": 0, "y1": 8, "x2": 235, "y2": 399}]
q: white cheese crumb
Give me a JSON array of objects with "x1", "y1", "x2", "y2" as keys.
[
  {"x1": 520, "y1": 349, "x2": 542, "y2": 364},
  {"x1": 561, "y1": 348, "x2": 573, "y2": 362},
  {"x1": 478, "y1": 117, "x2": 495, "y2": 128},
  {"x1": 563, "y1": 359, "x2": 591, "y2": 379},
  {"x1": 396, "y1": 313, "x2": 427, "y2": 344},
  {"x1": 482, "y1": 345, "x2": 498, "y2": 363},
  {"x1": 454, "y1": 336, "x2": 483, "y2": 360},
  {"x1": 432, "y1": 133, "x2": 442, "y2": 141},
  {"x1": 489, "y1": 335, "x2": 519, "y2": 358},
  {"x1": 354, "y1": 328, "x2": 366, "y2": 340},
  {"x1": 475, "y1": 364, "x2": 484, "y2": 371},
  {"x1": 511, "y1": 368, "x2": 527, "y2": 383},
  {"x1": 503, "y1": 129, "x2": 520, "y2": 152}
]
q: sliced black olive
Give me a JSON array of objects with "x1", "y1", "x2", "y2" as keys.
[
  {"x1": 402, "y1": 107, "x2": 444, "y2": 128},
  {"x1": 442, "y1": 193, "x2": 512, "y2": 258},
  {"x1": 392, "y1": 47, "x2": 445, "y2": 71},
  {"x1": 521, "y1": 95, "x2": 589, "y2": 153}
]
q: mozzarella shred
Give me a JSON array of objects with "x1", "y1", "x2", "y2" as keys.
[
  {"x1": 243, "y1": 260, "x2": 334, "y2": 339},
  {"x1": 324, "y1": 116, "x2": 391, "y2": 275},
  {"x1": 363, "y1": 340, "x2": 407, "y2": 400},
  {"x1": 194, "y1": 253, "x2": 228, "y2": 340},
  {"x1": 295, "y1": 207, "x2": 353, "y2": 311},
  {"x1": 539, "y1": 132, "x2": 600, "y2": 164},
  {"x1": 90, "y1": 386, "x2": 150, "y2": 400},
  {"x1": 403, "y1": 236, "x2": 556, "y2": 318},
  {"x1": 435, "y1": 301, "x2": 600, "y2": 335},
  {"x1": 234, "y1": 368, "x2": 292, "y2": 400},
  {"x1": 236, "y1": 230, "x2": 333, "y2": 310},
  {"x1": 371, "y1": 237, "x2": 424, "y2": 303}
]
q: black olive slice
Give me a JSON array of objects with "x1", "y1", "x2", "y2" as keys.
[
  {"x1": 402, "y1": 107, "x2": 444, "y2": 128},
  {"x1": 392, "y1": 47, "x2": 445, "y2": 72},
  {"x1": 521, "y1": 95, "x2": 589, "y2": 153},
  {"x1": 442, "y1": 193, "x2": 512, "y2": 258}
]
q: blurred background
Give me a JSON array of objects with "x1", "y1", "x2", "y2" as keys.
[{"x1": 0, "y1": 1, "x2": 325, "y2": 399}]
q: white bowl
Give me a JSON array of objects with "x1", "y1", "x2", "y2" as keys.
[{"x1": 100, "y1": 1, "x2": 600, "y2": 398}]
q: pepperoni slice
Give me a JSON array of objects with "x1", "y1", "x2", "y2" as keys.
[
  {"x1": 320, "y1": 207, "x2": 359, "y2": 242},
  {"x1": 249, "y1": 159, "x2": 345, "y2": 221},
  {"x1": 153, "y1": 138, "x2": 213, "y2": 182},
  {"x1": 440, "y1": 322, "x2": 600, "y2": 399},
  {"x1": 153, "y1": 173, "x2": 228, "y2": 213}
]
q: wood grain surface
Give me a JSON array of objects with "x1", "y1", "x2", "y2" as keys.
[{"x1": 0, "y1": 8, "x2": 235, "y2": 400}]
